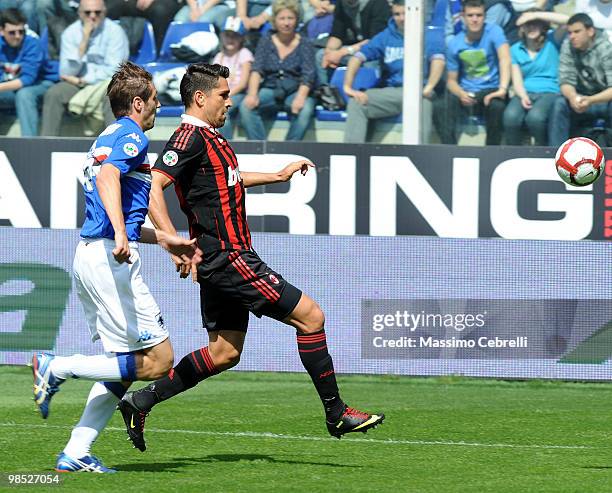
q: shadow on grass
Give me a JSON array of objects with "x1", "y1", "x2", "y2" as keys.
[{"x1": 117, "y1": 454, "x2": 362, "y2": 471}]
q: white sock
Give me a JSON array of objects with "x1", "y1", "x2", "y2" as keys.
[
  {"x1": 50, "y1": 354, "x2": 123, "y2": 381},
  {"x1": 63, "y1": 382, "x2": 120, "y2": 458}
]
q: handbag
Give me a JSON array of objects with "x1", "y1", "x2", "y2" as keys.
[
  {"x1": 314, "y1": 84, "x2": 346, "y2": 111},
  {"x1": 273, "y1": 70, "x2": 300, "y2": 102}
]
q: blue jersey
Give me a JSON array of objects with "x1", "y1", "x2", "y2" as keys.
[{"x1": 80, "y1": 116, "x2": 151, "y2": 241}]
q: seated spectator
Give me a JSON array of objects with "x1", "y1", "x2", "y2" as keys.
[
  {"x1": 502, "y1": 9, "x2": 567, "y2": 145},
  {"x1": 548, "y1": 13, "x2": 612, "y2": 146},
  {"x1": 485, "y1": 0, "x2": 520, "y2": 44},
  {"x1": 574, "y1": 0, "x2": 612, "y2": 43},
  {"x1": 104, "y1": 0, "x2": 180, "y2": 50},
  {"x1": 316, "y1": 0, "x2": 390, "y2": 85},
  {"x1": 236, "y1": 0, "x2": 272, "y2": 31},
  {"x1": 214, "y1": 17, "x2": 253, "y2": 137},
  {"x1": 36, "y1": 0, "x2": 78, "y2": 34},
  {"x1": 439, "y1": 0, "x2": 511, "y2": 145},
  {"x1": 174, "y1": 0, "x2": 234, "y2": 32},
  {"x1": 302, "y1": 0, "x2": 334, "y2": 24},
  {"x1": 40, "y1": 0, "x2": 129, "y2": 136},
  {"x1": 239, "y1": 0, "x2": 316, "y2": 140},
  {"x1": 0, "y1": 0, "x2": 37, "y2": 32},
  {"x1": 0, "y1": 8, "x2": 55, "y2": 135},
  {"x1": 303, "y1": 0, "x2": 334, "y2": 46},
  {"x1": 343, "y1": 0, "x2": 445, "y2": 143}
]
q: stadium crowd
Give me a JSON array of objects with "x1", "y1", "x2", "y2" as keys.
[{"x1": 0, "y1": 0, "x2": 611, "y2": 144}]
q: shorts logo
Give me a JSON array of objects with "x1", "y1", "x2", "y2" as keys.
[
  {"x1": 123, "y1": 142, "x2": 139, "y2": 157},
  {"x1": 156, "y1": 313, "x2": 165, "y2": 328},
  {"x1": 163, "y1": 151, "x2": 179, "y2": 167},
  {"x1": 137, "y1": 330, "x2": 153, "y2": 343},
  {"x1": 268, "y1": 273, "x2": 280, "y2": 285}
]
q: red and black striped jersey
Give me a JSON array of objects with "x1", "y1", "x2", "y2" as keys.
[{"x1": 152, "y1": 118, "x2": 251, "y2": 253}]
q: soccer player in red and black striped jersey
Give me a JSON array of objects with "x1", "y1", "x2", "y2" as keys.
[{"x1": 117, "y1": 63, "x2": 384, "y2": 450}]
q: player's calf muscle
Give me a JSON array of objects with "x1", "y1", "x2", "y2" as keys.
[{"x1": 136, "y1": 341, "x2": 174, "y2": 380}]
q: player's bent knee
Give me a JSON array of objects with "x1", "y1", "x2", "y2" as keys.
[
  {"x1": 211, "y1": 347, "x2": 241, "y2": 370},
  {"x1": 309, "y1": 306, "x2": 325, "y2": 332}
]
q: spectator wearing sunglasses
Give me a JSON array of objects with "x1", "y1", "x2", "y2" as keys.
[
  {"x1": 40, "y1": 0, "x2": 129, "y2": 135},
  {"x1": 0, "y1": 8, "x2": 55, "y2": 135}
]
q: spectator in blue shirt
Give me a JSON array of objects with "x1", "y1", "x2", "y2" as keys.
[
  {"x1": 439, "y1": 0, "x2": 511, "y2": 145},
  {"x1": 239, "y1": 0, "x2": 316, "y2": 141},
  {"x1": 0, "y1": 9, "x2": 55, "y2": 135},
  {"x1": 502, "y1": 9, "x2": 567, "y2": 145},
  {"x1": 40, "y1": 0, "x2": 129, "y2": 136},
  {"x1": 343, "y1": 0, "x2": 446, "y2": 143}
]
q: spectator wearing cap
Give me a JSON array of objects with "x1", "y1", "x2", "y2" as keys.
[
  {"x1": 239, "y1": 0, "x2": 316, "y2": 140},
  {"x1": 502, "y1": 9, "x2": 567, "y2": 145},
  {"x1": 214, "y1": 17, "x2": 253, "y2": 137},
  {"x1": 174, "y1": 0, "x2": 234, "y2": 32},
  {"x1": 40, "y1": 0, "x2": 129, "y2": 135},
  {"x1": 0, "y1": 8, "x2": 55, "y2": 135}
]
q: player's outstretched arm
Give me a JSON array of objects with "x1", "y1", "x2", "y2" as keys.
[
  {"x1": 241, "y1": 160, "x2": 315, "y2": 188},
  {"x1": 140, "y1": 228, "x2": 202, "y2": 266},
  {"x1": 96, "y1": 164, "x2": 131, "y2": 264},
  {"x1": 149, "y1": 170, "x2": 201, "y2": 280}
]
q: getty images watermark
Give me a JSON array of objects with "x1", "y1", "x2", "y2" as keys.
[{"x1": 358, "y1": 299, "x2": 593, "y2": 360}]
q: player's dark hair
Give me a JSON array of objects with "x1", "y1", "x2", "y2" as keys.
[
  {"x1": 392, "y1": 0, "x2": 404, "y2": 6},
  {"x1": 567, "y1": 13, "x2": 594, "y2": 29},
  {"x1": 0, "y1": 8, "x2": 26, "y2": 28},
  {"x1": 107, "y1": 61, "x2": 154, "y2": 118},
  {"x1": 462, "y1": 0, "x2": 485, "y2": 10},
  {"x1": 180, "y1": 63, "x2": 230, "y2": 108}
]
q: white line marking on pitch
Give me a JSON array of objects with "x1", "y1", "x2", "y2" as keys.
[{"x1": 0, "y1": 422, "x2": 593, "y2": 450}]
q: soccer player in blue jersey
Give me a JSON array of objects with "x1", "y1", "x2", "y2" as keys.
[{"x1": 30, "y1": 62, "x2": 200, "y2": 473}]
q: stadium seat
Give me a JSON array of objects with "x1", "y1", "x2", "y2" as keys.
[
  {"x1": 144, "y1": 62, "x2": 187, "y2": 117},
  {"x1": 130, "y1": 20, "x2": 157, "y2": 65},
  {"x1": 317, "y1": 66, "x2": 381, "y2": 122},
  {"x1": 158, "y1": 22, "x2": 216, "y2": 62}
]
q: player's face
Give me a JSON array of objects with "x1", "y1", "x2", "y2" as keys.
[
  {"x1": 463, "y1": 6, "x2": 485, "y2": 35},
  {"x1": 1, "y1": 22, "x2": 25, "y2": 48},
  {"x1": 568, "y1": 23, "x2": 594, "y2": 51},
  {"x1": 141, "y1": 84, "x2": 160, "y2": 132},
  {"x1": 204, "y1": 77, "x2": 232, "y2": 128},
  {"x1": 392, "y1": 5, "x2": 405, "y2": 33}
]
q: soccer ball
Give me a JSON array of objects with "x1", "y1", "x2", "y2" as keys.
[{"x1": 554, "y1": 137, "x2": 605, "y2": 187}]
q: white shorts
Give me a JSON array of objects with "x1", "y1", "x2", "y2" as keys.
[{"x1": 73, "y1": 238, "x2": 169, "y2": 353}]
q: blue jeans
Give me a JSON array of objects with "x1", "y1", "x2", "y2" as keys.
[
  {"x1": 173, "y1": 3, "x2": 233, "y2": 31},
  {"x1": 0, "y1": 80, "x2": 53, "y2": 136},
  {"x1": 239, "y1": 87, "x2": 315, "y2": 141},
  {"x1": 503, "y1": 92, "x2": 557, "y2": 145},
  {"x1": 218, "y1": 92, "x2": 245, "y2": 139},
  {"x1": 548, "y1": 95, "x2": 612, "y2": 146}
]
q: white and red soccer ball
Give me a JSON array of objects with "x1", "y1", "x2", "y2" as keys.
[{"x1": 554, "y1": 137, "x2": 605, "y2": 187}]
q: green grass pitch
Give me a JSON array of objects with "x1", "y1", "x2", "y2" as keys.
[{"x1": 1, "y1": 366, "x2": 611, "y2": 492}]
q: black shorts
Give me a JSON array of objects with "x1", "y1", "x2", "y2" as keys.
[{"x1": 197, "y1": 249, "x2": 302, "y2": 332}]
